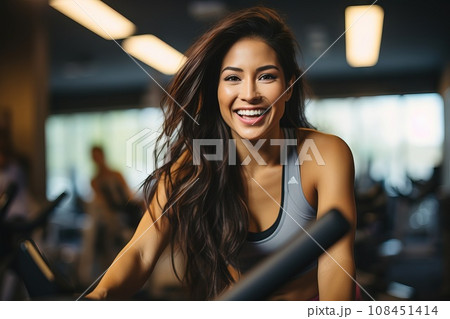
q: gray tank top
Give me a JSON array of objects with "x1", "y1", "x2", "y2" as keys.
[{"x1": 237, "y1": 127, "x2": 317, "y2": 274}]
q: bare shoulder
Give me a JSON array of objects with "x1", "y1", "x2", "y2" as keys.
[
  {"x1": 296, "y1": 128, "x2": 354, "y2": 167},
  {"x1": 294, "y1": 128, "x2": 355, "y2": 199},
  {"x1": 112, "y1": 170, "x2": 125, "y2": 178}
]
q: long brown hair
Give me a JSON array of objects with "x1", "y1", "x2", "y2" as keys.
[{"x1": 143, "y1": 6, "x2": 313, "y2": 300}]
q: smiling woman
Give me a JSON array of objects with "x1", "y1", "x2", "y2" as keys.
[{"x1": 85, "y1": 6, "x2": 357, "y2": 301}]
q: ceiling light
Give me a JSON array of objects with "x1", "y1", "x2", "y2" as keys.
[
  {"x1": 188, "y1": 1, "x2": 228, "y2": 22},
  {"x1": 123, "y1": 35, "x2": 187, "y2": 75},
  {"x1": 50, "y1": 0, "x2": 136, "y2": 40},
  {"x1": 345, "y1": 5, "x2": 384, "y2": 67}
]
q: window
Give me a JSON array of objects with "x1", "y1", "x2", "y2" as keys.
[
  {"x1": 306, "y1": 93, "x2": 444, "y2": 191},
  {"x1": 45, "y1": 107, "x2": 163, "y2": 200}
]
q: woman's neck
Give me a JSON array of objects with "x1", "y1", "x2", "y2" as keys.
[{"x1": 233, "y1": 127, "x2": 284, "y2": 174}]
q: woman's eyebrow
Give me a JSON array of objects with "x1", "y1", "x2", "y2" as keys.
[
  {"x1": 221, "y1": 66, "x2": 243, "y2": 73},
  {"x1": 221, "y1": 64, "x2": 280, "y2": 74},
  {"x1": 256, "y1": 65, "x2": 280, "y2": 72}
]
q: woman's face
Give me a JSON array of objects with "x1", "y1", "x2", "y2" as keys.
[{"x1": 217, "y1": 37, "x2": 291, "y2": 141}]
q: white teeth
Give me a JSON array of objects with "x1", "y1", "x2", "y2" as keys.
[{"x1": 236, "y1": 109, "x2": 266, "y2": 116}]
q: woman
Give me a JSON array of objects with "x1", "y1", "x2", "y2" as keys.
[{"x1": 86, "y1": 6, "x2": 356, "y2": 301}]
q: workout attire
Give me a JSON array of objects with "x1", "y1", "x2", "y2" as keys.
[{"x1": 237, "y1": 127, "x2": 317, "y2": 274}]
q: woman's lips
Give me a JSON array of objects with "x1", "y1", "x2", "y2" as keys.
[{"x1": 233, "y1": 108, "x2": 269, "y2": 125}]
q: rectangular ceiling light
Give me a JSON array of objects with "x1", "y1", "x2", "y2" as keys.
[
  {"x1": 50, "y1": 0, "x2": 136, "y2": 40},
  {"x1": 123, "y1": 35, "x2": 187, "y2": 75},
  {"x1": 345, "y1": 5, "x2": 384, "y2": 67}
]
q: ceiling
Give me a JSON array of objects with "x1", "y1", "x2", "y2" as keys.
[{"x1": 47, "y1": 0, "x2": 450, "y2": 111}]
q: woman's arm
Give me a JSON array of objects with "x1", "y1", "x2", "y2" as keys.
[
  {"x1": 86, "y1": 180, "x2": 170, "y2": 300},
  {"x1": 314, "y1": 134, "x2": 357, "y2": 301}
]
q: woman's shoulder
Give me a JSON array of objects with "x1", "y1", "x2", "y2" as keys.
[
  {"x1": 294, "y1": 128, "x2": 354, "y2": 167},
  {"x1": 296, "y1": 127, "x2": 351, "y2": 151}
]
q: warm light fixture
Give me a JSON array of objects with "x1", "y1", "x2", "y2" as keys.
[
  {"x1": 123, "y1": 35, "x2": 187, "y2": 75},
  {"x1": 345, "y1": 5, "x2": 384, "y2": 67},
  {"x1": 49, "y1": 0, "x2": 136, "y2": 40}
]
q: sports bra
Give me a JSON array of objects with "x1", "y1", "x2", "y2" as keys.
[{"x1": 236, "y1": 127, "x2": 317, "y2": 274}]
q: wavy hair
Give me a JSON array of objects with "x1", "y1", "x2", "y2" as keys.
[{"x1": 143, "y1": 6, "x2": 313, "y2": 300}]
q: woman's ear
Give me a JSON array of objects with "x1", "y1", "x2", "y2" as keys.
[{"x1": 285, "y1": 76, "x2": 295, "y2": 102}]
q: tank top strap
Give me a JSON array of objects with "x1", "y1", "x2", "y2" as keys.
[{"x1": 282, "y1": 127, "x2": 298, "y2": 168}]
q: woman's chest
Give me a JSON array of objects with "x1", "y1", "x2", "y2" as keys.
[{"x1": 245, "y1": 166, "x2": 283, "y2": 233}]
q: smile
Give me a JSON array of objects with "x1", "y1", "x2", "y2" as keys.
[
  {"x1": 236, "y1": 108, "x2": 267, "y2": 117},
  {"x1": 234, "y1": 107, "x2": 270, "y2": 125}
]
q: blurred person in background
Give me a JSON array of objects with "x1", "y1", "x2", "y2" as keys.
[{"x1": 78, "y1": 145, "x2": 142, "y2": 285}]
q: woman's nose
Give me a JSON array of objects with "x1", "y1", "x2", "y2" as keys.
[{"x1": 239, "y1": 80, "x2": 260, "y2": 103}]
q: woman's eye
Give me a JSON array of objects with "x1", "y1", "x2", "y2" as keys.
[
  {"x1": 224, "y1": 75, "x2": 240, "y2": 81},
  {"x1": 259, "y1": 73, "x2": 277, "y2": 81}
]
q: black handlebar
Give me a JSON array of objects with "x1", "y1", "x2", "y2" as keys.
[
  {"x1": 218, "y1": 209, "x2": 351, "y2": 301},
  {"x1": 1, "y1": 191, "x2": 68, "y2": 232}
]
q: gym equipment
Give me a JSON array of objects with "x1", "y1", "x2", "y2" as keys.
[
  {"x1": 1, "y1": 191, "x2": 67, "y2": 233},
  {"x1": 0, "y1": 182, "x2": 18, "y2": 220},
  {"x1": 13, "y1": 238, "x2": 73, "y2": 299},
  {"x1": 3, "y1": 206, "x2": 350, "y2": 300},
  {"x1": 0, "y1": 183, "x2": 18, "y2": 258},
  {"x1": 1, "y1": 191, "x2": 67, "y2": 259},
  {"x1": 0, "y1": 191, "x2": 68, "y2": 299},
  {"x1": 218, "y1": 208, "x2": 350, "y2": 301}
]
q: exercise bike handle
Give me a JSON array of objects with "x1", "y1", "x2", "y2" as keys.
[
  {"x1": 218, "y1": 208, "x2": 351, "y2": 301},
  {"x1": 5, "y1": 191, "x2": 68, "y2": 232}
]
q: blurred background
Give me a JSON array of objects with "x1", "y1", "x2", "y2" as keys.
[{"x1": 0, "y1": 0, "x2": 449, "y2": 300}]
